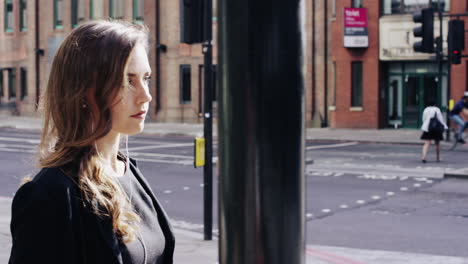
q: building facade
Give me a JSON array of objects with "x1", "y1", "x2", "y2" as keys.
[
  {"x1": 325, "y1": 0, "x2": 466, "y2": 129},
  {"x1": 0, "y1": 0, "x2": 215, "y2": 123},
  {"x1": 1, "y1": 0, "x2": 466, "y2": 128}
]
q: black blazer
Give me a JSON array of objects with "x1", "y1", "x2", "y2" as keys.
[{"x1": 9, "y1": 158, "x2": 175, "y2": 264}]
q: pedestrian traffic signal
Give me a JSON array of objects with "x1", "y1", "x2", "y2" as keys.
[
  {"x1": 451, "y1": 49, "x2": 462, "y2": 64},
  {"x1": 181, "y1": 0, "x2": 205, "y2": 44},
  {"x1": 413, "y1": 8, "x2": 434, "y2": 53},
  {"x1": 448, "y1": 20, "x2": 465, "y2": 65}
]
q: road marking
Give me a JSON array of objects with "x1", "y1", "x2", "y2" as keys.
[
  {"x1": 131, "y1": 152, "x2": 192, "y2": 159},
  {"x1": 129, "y1": 139, "x2": 179, "y2": 144},
  {"x1": 306, "y1": 142, "x2": 358, "y2": 150},
  {"x1": 321, "y1": 209, "x2": 332, "y2": 213},
  {"x1": 387, "y1": 192, "x2": 395, "y2": 196},
  {"x1": 0, "y1": 136, "x2": 39, "y2": 144},
  {"x1": 414, "y1": 177, "x2": 428, "y2": 181},
  {"x1": 135, "y1": 157, "x2": 193, "y2": 165},
  {"x1": 356, "y1": 200, "x2": 365, "y2": 204},
  {"x1": 340, "y1": 204, "x2": 349, "y2": 209},
  {"x1": 171, "y1": 220, "x2": 204, "y2": 231},
  {"x1": 0, "y1": 147, "x2": 35, "y2": 153},
  {"x1": 182, "y1": 186, "x2": 190, "y2": 191},
  {"x1": 400, "y1": 187, "x2": 408, "y2": 191},
  {"x1": 413, "y1": 183, "x2": 421, "y2": 187},
  {"x1": 0, "y1": 143, "x2": 35, "y2": 149},
  {"x1": 359, "y1": 174, "x2": 399, "y2": 180},
  {"x1": 371, "y1": 195, "x2": 381, "y2": 200},
  {"x1": 306, "y1": 248, "x2": 368, "y2": 264},
  {"x1": 128, "y1": 143, "x2": 194, "y2": 151},
  {"x1": 306, "y1": 213, "x2": 314, "y2": 218},
  {"x1": 163, "y1": 190, "x2": 172, "y2": 194}
]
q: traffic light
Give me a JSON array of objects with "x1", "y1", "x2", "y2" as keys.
[
  {"x1": 181, "y1": 0, "x2": 205, "y2": 44},
  {"x1": 413, "y1": 8, "x2": 434, "y2": 53},
  {"x1": 448, "y1": 20, "x2": 465, "y2": 65}
]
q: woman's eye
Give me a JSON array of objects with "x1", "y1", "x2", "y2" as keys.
[{"x1": 144, "y1": 76, "x2": 152, "y2": 85}]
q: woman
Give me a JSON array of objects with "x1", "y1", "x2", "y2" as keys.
[
  {"x1": 9, "y1": 21, "x2": 174, "y2": 263},
  {"x1": 420, "y1": 100, "x2": 448, "y2": 163}
]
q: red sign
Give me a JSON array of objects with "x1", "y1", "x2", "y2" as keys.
[{"x1": 344, "y1": 8, "x2": 367, "y2": 28}]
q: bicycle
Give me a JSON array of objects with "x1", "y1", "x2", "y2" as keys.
[{"x1": 449, "y1": 125, "x2": 468, "y2": 150}]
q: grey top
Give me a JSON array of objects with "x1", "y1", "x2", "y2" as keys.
[{"x1": 117, "y1": 165, "x2": 166, "y2": 264}]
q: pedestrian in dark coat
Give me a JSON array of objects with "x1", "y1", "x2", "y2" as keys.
[{"x1": 9, "y1": 20, "x2": 174, "y2": 264}]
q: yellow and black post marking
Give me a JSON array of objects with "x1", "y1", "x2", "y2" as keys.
[{"x1": 194, "y1": 137, "x2": 205, "y2": 168}]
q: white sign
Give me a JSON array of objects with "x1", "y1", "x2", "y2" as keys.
[
  {"x1": 344, "y1": 36, "x2": 369, "y2": 48},
  {"x1": 379, "y1": 14, "x2": 448, "y2": 61}
]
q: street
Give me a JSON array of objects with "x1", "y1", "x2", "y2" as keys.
[{"x1": 1, "y1": 127, "x2": 468, "y2": 259}]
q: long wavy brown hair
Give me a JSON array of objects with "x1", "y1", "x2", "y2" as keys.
[{"x1": 39, "y1": 20, "x2": 149, "y2": 242}]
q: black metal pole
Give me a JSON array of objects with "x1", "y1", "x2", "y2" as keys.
[
  {"x1": 437, "y1": 0, "x2": 450, "y2": 141},
  {"x1": 218, "y1": 0, "x2": 305, "y2": 263},
  {"x1": 203, "y1": 0, "x2": 213, "y2": 241},
  {"x1": 35, "y1": 0, "x2": 41, "y2": 108},
  {"x1": 438, "y1": 1, "x2": 443, "y2": 93}
]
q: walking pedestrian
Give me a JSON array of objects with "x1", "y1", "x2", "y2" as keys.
[
  {"x1": 9, "y1": 21, "x2": 174, "y2": 264},
  {"x1": 420, "y1": 100, "x2": 448, "y2": 163}
]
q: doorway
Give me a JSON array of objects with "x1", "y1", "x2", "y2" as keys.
[{"x1": 403, "y1": 75, "x2": 439, "y2": 128}]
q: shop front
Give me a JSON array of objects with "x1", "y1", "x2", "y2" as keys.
[
  {"x1": 386, "y1": 62, "x2": 448, "y2": 128},
  {"x1": 380, "y1": 14, "x2": 449, "y2": 129}
]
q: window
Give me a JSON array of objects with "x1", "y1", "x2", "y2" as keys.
[
  {"x1": 351, "y1": 62, "x2": 363, "y2": 107},
  {"x1": 72, "y1": 0, "x2": 86, "y2": 27},
  {"x1": 20, "y1": 68, "x2": 27, "y2": 100},
  {"x1": 180, "y1": 65, "x2": 191, "y2": 104},
  {"x1": 352, "y1": 0, "x2": 363, "y2": 8},
  {"x1": 5, "y1": 0, "x2": 13, "y2": 32},
  {"x1": 0, "y1": 70, "x2": 3, "y2": 100},
  {"x1": 54, "y1": 0, "x2": 63, "y2": 29},
  {"x1": 90, "y1": 0, "x2": 104, "y2": 19},
  {"x1": 20, "y1": 0, "x2": 27, "y2": 31},
  {"x1": 133, "y1": 0, "x2": 144, "y2": 23},
  {"x1": 198, "y1": 64, "x2": 217, "y2": 111},
  {"x1": 332, "y1": 62, "x2": 337, "y2": 106},
  {"x1": 212, "y1": 65, "x2": 217, "y2": 102},
  {"x1": 332, "y1": 0, "x2": 336, "y2": 18},
  {"x1": 382, "y1": 0, "x2": 449, "y2": 15},
  {"x1": 8, "y1": 69, "x2": 16, "y2": 100},
  {"x1": 110, "y1": 0, "x2": 124, "y2": 19}
]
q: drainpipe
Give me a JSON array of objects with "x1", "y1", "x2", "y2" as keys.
[
  {"x1": 323, "y1": 0, "x2": 328, "y2": 127},
  {"x1": 35, "y1": 0, "x2": 43, "y2": 108},
  {"x1": 311, "y1": 0, "x2": 316, "y2": 122},
  {"x1": 155, "y1": 0, "x2": 162, "y2": 115}
]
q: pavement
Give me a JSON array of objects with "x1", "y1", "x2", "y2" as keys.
[{"x1": 1, "y1": 115, "x2": 468, "y2": 263}]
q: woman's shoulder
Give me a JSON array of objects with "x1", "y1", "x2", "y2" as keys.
[
  {"x1": 15, "y1": 167, "x2": 79, "y2": 202},
  {"x1": 424, "y1": 106, "x2": 440, "y2": 112},
  {"x1": 33, "y1": 167, "x2": 77, "y2": 187}
]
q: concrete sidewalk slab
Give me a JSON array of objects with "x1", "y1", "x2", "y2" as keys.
[
  {"x1": 0, "y1": 116, "x2": 428, "y2": 144},
  {"x1": 0, "y1": 193, "x2": 467, "y2": 263},
  {"x1": 308, "y1": 245, "x2": 468, "y2": 264}
]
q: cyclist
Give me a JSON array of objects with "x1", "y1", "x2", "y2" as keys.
[{"x1": 449, "y1": 91, "x2": 468, "y2": 144}]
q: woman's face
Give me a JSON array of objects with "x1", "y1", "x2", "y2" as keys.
[{"x1": 111, "y1": 44, "x2": 152, "y2": 135}]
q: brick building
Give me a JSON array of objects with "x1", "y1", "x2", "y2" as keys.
[
  {"x1": 319, "y1": 0, "x2": 465, "y2": 129},
  {"x1": 1, "y1": 0, "x2": 466, "y2": 128},
  {"x1": 0, "y1": 0, "x2": 215, "y2": 123}
]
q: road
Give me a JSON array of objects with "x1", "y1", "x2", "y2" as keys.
[{"x1": 1, "y1": 127, "x2": 468, "y2": 259}]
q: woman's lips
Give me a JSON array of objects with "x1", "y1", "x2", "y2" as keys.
[{"x1": 131, "y1": 111, "x2": 146, "y2": 119}]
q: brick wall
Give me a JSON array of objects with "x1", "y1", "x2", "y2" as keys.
[
  {"x1": 450, "y1": 0, "x2": 468, "y2": 101},
  {"x1": 329, "y1": 0, "x2": 381, "y2": 128}
]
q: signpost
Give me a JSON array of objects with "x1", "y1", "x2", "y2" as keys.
[{"x1": 343, "y1": 8, "x2": 368, "y2": 48}]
